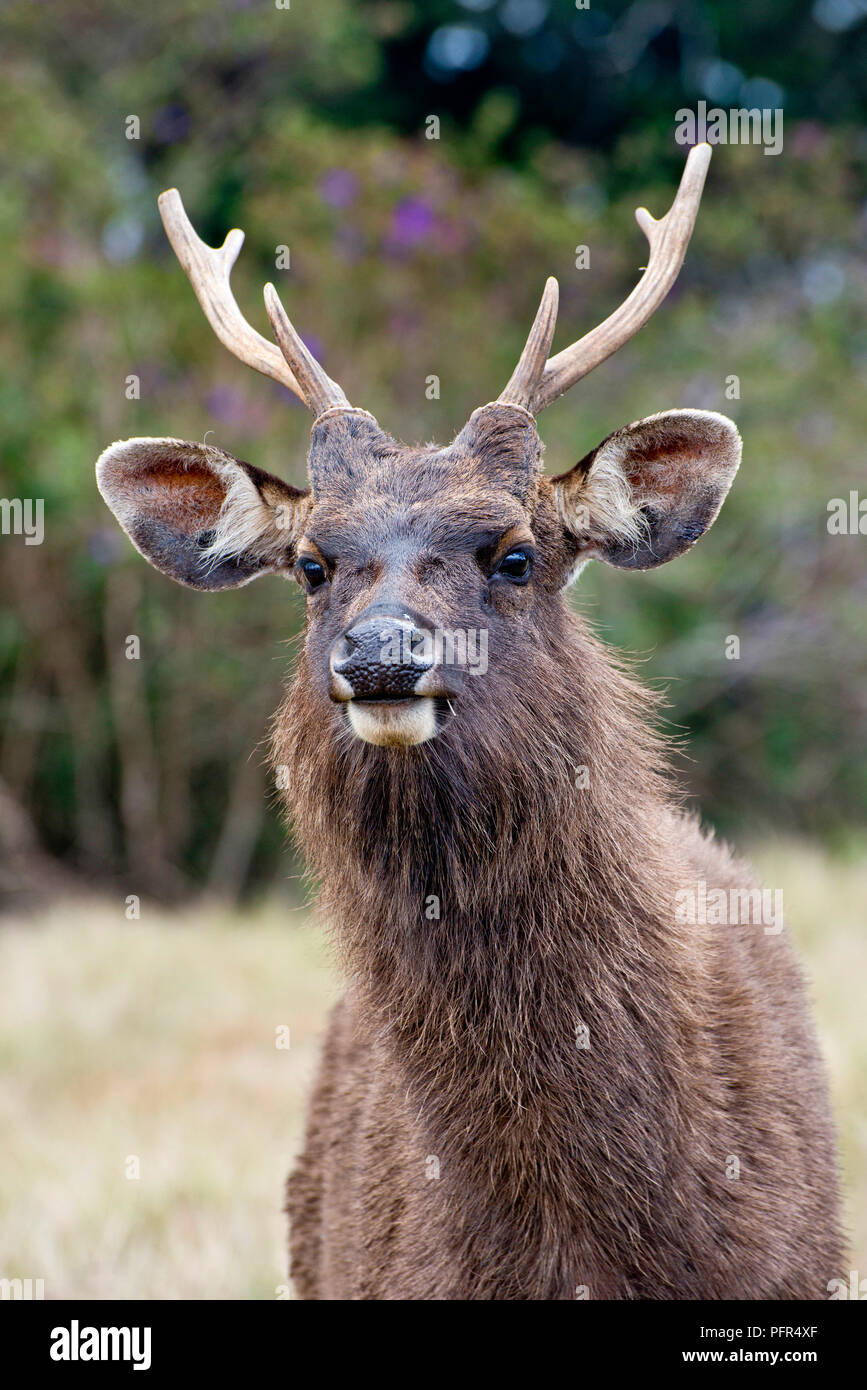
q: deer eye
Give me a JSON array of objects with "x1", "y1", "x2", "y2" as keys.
[
  {"x1": 299, "y1": 557, "x2": 328, "y2": 591},
  {"x1": 494, "y1": 549, "x2": 532, "y2": 583}
]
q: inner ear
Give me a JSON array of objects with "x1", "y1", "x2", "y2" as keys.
[
  {"x1": 552, "y1": 409, "x2": 741, "y2": 576},
  {"x1": 96, "y1": 437, "x2": 309, "y2": 590}
]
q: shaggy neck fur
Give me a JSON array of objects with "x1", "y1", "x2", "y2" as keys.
[{"x1": 274, "y1": 598, "x2": 731, "y2": 1295}]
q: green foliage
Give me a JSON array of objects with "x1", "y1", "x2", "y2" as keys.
[{"x1": 0, "y1": 1, "x2": 864, "y2": 896}]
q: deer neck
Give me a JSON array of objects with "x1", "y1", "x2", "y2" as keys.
[{"x1": 275, "y1": 617, "x2": 702, "y2": 1207}]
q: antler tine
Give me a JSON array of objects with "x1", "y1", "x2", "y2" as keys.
[
  {"x1": 498, "y1": 276, "x2": 559, "y2": 411},
  {"x1": 531, "y1": 143, "x2": 713, "y2": 414},
  {"x1": 158, "y1": 189, "x2": 346, "y2": 412},
  {"x1": 264, "y1": 283, "x2": 349, "y2": 416}
]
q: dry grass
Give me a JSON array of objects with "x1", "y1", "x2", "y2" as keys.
[
  {"x1": 0, "y1": 896, "x2": 336, "y2": 1299},
  {"x1": 0, "y1": 839, "x2": 864, "y2": 1299},
  {"x1": 752, "y1": 840, "x2": 867, "y2": 1278}
]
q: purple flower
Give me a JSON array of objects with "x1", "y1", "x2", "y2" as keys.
[
  {"x1": 153, "y1": 103, "x2": 190, "y2": 145},
  {"x1": 319, "y1": 169, "x2": 359, "y2": 209},
  {"x1": 301, "y1": 333, "x2": 325, "y2": 364},
  {"x1": 206, "y1": 386, "x2": 247, "y2": 425},
  {"x1": 387, "y1": 198, "x2": 436, "y2": 250}
]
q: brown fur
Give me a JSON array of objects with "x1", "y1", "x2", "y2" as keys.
[
  {"x1": 271, "y1": 409, "x2": 843, "y2": 1300},
  {"x1": 97, "y1": 403, "x2": 844, "y2": 1301}
]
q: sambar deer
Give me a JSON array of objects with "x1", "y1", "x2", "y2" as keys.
[{"x1": 97, "y1": 145, "x2": 843, "y2": 1299}]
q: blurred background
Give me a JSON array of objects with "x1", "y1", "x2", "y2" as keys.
[{"x1": 0, "y1": 0, "x2": 864, "y2": 1298}]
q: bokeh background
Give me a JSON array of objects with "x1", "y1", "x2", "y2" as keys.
[{"x1": 0, "y1": 0, "x2": 865, "y2": 1298}]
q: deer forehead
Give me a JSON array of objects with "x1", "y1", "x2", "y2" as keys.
[
  {"x1": 301, "y1": 439, "x2": 538, "y2": 555},
  {"x1": 300, "y1": 488, "x2": 534, "y2": 564}
]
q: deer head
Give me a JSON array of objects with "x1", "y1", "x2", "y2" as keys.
[{"x1": 97, "y1": 144, "x2": 740, "y2": 750}]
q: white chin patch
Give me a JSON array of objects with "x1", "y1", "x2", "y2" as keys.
[{"x1": 347, "y1": 697, "x2": 438, "y2": 748}]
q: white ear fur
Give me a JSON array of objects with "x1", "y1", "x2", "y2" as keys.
[
  {"x1": 553, "y1": 409, "x2": 741, "y2": 579},
  {"x1": 195, "y1": 456, "x2": 301, "y2": 572}
]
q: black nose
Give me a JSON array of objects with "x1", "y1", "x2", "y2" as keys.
[{"x1": 330, "y1": 611, "x2": 434, "y2": 701}]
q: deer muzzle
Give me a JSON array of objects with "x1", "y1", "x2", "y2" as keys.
[{"x1": 328, "y1": 606, "x2": 454, "y2": 747}]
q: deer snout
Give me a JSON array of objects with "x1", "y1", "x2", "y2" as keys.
[
  {"x1": 329, "y1": 608, "x2": 455, "y2": 748},
  {"x1": 329, "y1": 613, "x2": 435, "y2": 703}
]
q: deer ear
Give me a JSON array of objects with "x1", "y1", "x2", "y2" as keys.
[
  {"x1": 552, "y1": 409, "x2": 741, "y2": 578},
  {"x1": 96, "y1": 437, "x2": 309, "y2": 590}
]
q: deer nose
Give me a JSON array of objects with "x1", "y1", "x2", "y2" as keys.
[{"x1": 329, "y1": 611, "x2": 435, "y2": 702}]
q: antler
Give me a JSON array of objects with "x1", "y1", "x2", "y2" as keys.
[
  {"x1": 157, "y1": 189, "x2": 349, "y2": 414},
  {"x1": 498, "y1": 277, "x2": 559, "y2": 411},
  {"x1": 500, "y1": 143, "x2": 713, "y2": 415}
]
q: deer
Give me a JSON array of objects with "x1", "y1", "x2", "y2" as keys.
[{"x1": 96, "y1": 144, "x2": 843, "y2": 1300}]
